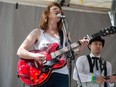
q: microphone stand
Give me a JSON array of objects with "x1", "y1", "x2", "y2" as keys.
[
  {"x1": 61, "y1": 17, "x2": 74, "y2": 87},
  {"x1": 61, "y1": 18, "x2": 82, "y2": 87}
]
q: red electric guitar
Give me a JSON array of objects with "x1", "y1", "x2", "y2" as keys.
[{"x1": 17, "y1": 26, "x2": 116, "y2": 86}]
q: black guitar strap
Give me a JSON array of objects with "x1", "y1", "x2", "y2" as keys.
[
  {"x1": 59, "y1": 30, "x2": 64, "y2": 48},
  {"x1": 99, "y1": 58, "x2": 107, "y2": 87},
  {"x1": 104, "y1": 60, "x2": 107, "y2": 87}
]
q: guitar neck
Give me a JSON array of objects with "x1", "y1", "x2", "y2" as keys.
[
  {"x1": 51, "y1": 42, "x2": 80, "y2": 59},
  {"x1": 50, "y1": 26, "x2": 116, "y2": 58}
]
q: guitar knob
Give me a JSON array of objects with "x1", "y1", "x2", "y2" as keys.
[
  {"x1": 35, "y1": 73, "x2": 39, "y2": 76},
  {"x1": 30, "y1": 77, "x2": 34, "y2": 82},
  {"x1": 36, "y1": 73, "x2": 40, "y2": 79},
  {"x1": 40, "y1": 75, "x2": 45, "y2": 80},
  {"x1": 35, "y1": 80, "x2": 39, "y2": 83}
]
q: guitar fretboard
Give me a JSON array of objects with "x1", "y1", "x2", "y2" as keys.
[
  {"x1": 50, "y1": 42, "x2": 80, "y2": 59},
  {"x1": 51, "y1": 26, "x2": 116, "y2": 59}
]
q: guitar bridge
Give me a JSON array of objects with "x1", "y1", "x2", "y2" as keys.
[{"x1": 42, "y1": 66, "x2": 51, "y2": 73}]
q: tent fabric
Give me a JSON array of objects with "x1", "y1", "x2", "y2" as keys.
[
  {"x1": 0, "y1": 1, "x2": 116, "y2": 87},
  {"x1": 0, "y1": 0, "x2": 112, "y2": 9}
]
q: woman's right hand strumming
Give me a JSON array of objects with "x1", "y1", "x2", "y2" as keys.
[{"x1": 32, "y1": 53, "x2": 46, "y2": 63}]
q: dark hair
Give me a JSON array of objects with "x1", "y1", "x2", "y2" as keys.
[{"x1": 39, "y1": 2, "x2": 63, "y2": 31}]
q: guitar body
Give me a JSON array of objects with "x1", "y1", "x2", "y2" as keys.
[{"x1": 17, "y1": 43, "x2": 66, "y2": 86}]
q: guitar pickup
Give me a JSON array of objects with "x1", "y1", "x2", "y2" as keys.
[{"x1": 50, "y1": 53, "x2": 57, "y2": 59}]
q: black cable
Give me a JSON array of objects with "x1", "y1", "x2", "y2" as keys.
[{"x1": 15, "y1": 2, "x2": 19, "y2": 9}]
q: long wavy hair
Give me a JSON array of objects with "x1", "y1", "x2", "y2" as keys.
[{"x1": 39, "y1": 2, "x2": 63, "y2": 31}]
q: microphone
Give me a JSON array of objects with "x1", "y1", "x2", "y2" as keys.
[{"x1": 57, "y1": 14, "x2": 66, "y2": 18}]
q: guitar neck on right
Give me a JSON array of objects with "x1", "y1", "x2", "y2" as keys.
[{"x1": 87, "y1": 26, "x2": 116, "y2": 41}]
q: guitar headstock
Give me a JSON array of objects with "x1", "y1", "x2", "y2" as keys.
[{"x1": 87, "y1": 26, "x2": 116, "y2": 40}]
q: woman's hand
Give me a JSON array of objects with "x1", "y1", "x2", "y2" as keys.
[
  {"x1": 78, "y1": 37, "x2": 89, "y2": 52},
  {"x1": 33, "y1": 53, "x2": 46, "y2": 63},
  {"x1": 80, "y1": 37, "x2": 89, "y2": 45}
]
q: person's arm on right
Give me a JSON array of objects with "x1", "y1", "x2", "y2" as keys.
[{"x1": 73, "y1": 56, "x2": 105, "y2": 83}]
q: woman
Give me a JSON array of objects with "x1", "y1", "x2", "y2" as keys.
[{"x1": 17, "y1": 2, "x2": 88, "y2": 87}]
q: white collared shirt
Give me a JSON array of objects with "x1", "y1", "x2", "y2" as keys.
[{"x1": 73, "y1": 53, "x2": 114, "y2": 87}]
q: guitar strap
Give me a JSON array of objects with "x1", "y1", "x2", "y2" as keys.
[
  {"x1": 104, "y1": 60, "x2": 107, "y2": 87},
  {"x1": 59, "y1": 30, "x2": 64, "y2": 48},
  {"x1": 99, "y1": 58, "x2": 107, "y2": 87}
]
